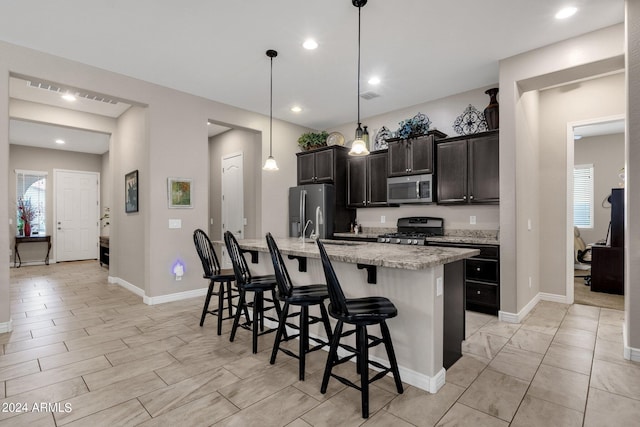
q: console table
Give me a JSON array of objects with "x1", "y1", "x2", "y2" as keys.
[{"x1": 14, "y1": 235, "x2": 51, "y2": 268}]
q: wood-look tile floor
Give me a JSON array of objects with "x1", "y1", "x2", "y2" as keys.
[{"x1": 2, "y1": 261, "x2": 639, "y2": 426}]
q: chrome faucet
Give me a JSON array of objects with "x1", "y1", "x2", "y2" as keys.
[
  {"x1": 301, "y1": 219, "x2": 312, "y2": 241},
  {"x1": 310, "y1": 206, "x2": 323, "y2": 240}
]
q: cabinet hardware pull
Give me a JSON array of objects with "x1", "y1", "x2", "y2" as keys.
[
  {"x1": 470, "y1": 195, "x2": 474, "y2": 200},
  {"x1": 477, "y1": 290, "x2": 481, "y2": 294},
  {"x1": 476, "y1": 267, "x2": 481, "y2": 271}
]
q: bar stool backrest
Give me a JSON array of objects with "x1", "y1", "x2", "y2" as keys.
[
  {"x1": 316, "y1": 240, "x2": 349, "y2": 316},
  {"x1": 193, "y1": 229, "x2": 222, "y2": 278},
  {"x1": 265, "y1": 233, "x2": 293, "y2": 297},
  {"x1": 224, "y1": 231, "x2": 252, "y2": 286}
]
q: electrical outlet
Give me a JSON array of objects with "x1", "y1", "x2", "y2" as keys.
[
  {"x1": 381, "y1": 215, "x2": 386, "y2": 224},
  {"x1": 470, "y1": 216, "x2": 476, "y2": 225},
  {"x1": 210, "y1": 218, "x2": 213, "y2": 225},
  {"x1": 436, "y1": 277, "x2": 443, "y2": 296},
  {"x1": 243, "y1": 218, "x2": 248, "y2": 226},
  {"x1": 9, "y1": 218, "x2": 12, "y2": 225}
]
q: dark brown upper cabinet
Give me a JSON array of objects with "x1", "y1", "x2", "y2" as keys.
[
  {"x1": 296, "y1": 145, "x2": 348, "y2": 185},
  {"x1": 387, "y1": 130, "x2": 448, "y2": 177},
  {"x1": 436, "y1": 130, "x2": 499, "y2": 205},
  {"x1": 347, "y1": 150, "x2": 389, "y2": 208}
]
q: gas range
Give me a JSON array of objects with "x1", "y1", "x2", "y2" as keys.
[{"x1": 377, "y1": 217, "x2": 444, "y2": 245}]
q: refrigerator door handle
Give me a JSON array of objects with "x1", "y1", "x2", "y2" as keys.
[{"x1": 300, "y1": 190, "x2": 306, "y2": 237}]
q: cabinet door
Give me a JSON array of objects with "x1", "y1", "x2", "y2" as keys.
[
  {"x1": 469, "y1": 134, "x2": 499, "y2": 203},
  {"x1": 347, "y1": 157, "x2": 367, "y2": 208},
  {"x1": 437, "y1": 140, "x2": 468, "y2": 204},
  {"x1": 367, "y1": 152, "x2": 388, "y2": 206},
  {"x1": 297, "y1": 152, "x2": 316, "y2": 184},
  {"x1": 408, "y1": 135, "x2": 433, "y2": 174},
  {"x1": 387, "y1": 140, "x2": 409, "y2": 177},
  {"x1": 313, "y1": 149, "x2": 334, "y2": 183}
]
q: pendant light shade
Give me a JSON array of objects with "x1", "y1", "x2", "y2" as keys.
[
  {"x1": 348, "y1": 0, "x2": 369, "y2": 156},
  {"x1": 263, "y1": 49, "x2": 279, "y2": 171}
]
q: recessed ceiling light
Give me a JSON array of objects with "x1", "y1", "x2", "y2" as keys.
[
  {"x1": 291, "y1": 106, "x2": 302, "y2": 113},
  {"x1": 61, "y1": 93, "x2": 76, "y2": 101},
  {"x1": 368, "y1": 76, "x2": 381, "y2": 85},
  {"x1": 55, "y1": 139, "x2": 65, "y2": 144},
  {"x1": 555, "y1": 6, "x2": 577, "y2": 19},
  {"x1": 302, "y1": 39, "x2": 318, "y2": 50}
]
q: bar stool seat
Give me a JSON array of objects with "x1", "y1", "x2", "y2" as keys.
[
  {"x1": 193, "y1": 229, "x2": 243, "y2": 335},
  {"x1": 266, "y1": 233, "x2": 332, "y2": 381},
  {"x1": 316, "y1": 239, "x2": 403, "y2": 419},
  {"x1": 224, "y1": 231, "x2": 281, "y2": 354}
]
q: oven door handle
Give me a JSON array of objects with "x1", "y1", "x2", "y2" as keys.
[{"x1": 416, "y1": 181, "x2": 420, "y2": 199}]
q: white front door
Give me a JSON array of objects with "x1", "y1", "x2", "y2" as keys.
[
  {"x1": 55, "y1": 170, "x2": 99, "y2": 262},
  {"x1": 221, "y1": 153, "x2": 244, "y2": 267}
]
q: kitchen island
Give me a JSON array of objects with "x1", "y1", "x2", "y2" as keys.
[{"x1": 227, "y1": 237, "x2": 478, "y2": 393}]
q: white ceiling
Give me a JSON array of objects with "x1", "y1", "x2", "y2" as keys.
[
  {"x1": 10, "y1": 119, "x2": 111, "y2": 155},
  {"x1": 1, "y1": 1, "x2": 624, "y2": 136}
]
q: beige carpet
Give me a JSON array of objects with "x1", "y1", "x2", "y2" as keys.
[{"x1": 574, "y1": 270, "x2": 624, "y2": 311}]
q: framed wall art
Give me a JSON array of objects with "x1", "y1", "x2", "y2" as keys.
[
  {"x1": 125, "y1": 170, "x2": 139, "y2": 213},
  {"x1": 168, "y1": 177, "x2": 192, "y2": 208}
]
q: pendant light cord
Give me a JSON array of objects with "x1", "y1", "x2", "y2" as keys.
[
  {"x1": 357, "y1": 4, "x2": 361, "y2": 125},
  {"x1": 270, "y1": 55, "x2": 273, "y2": 156}
]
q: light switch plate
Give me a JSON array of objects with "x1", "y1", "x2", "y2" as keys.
[
  {"x1": 169, "y1": 219, "x2": 182, "y2": 229},
  {"x1": 381, "y1": 216, "x2": 386, "y2": 223}
]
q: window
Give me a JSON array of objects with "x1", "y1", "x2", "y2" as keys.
[
  {"x1": 16, "y1": 170, "x2": 47, "y2": 235},
  {"x1": 573, "y1": 164, "x2": 594, "y2": 228}
]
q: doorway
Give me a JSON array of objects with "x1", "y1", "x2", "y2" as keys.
[
  {"x1": 566, "y1": 115, "x2": 625, "y2": 309},
  {"x1": 54, "y1": 169, "x2": 100, "y2": 262}
]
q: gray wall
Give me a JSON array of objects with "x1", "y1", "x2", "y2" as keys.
[
  {"x1": 574, "y1": 133, "x2": 625, "y2": 244},
  {"x1": 499, "y1": 24, "x2": 624, "y2": 316},
  {"x1": 8, "y1": 144, "x2": 102, "y2": 263}
]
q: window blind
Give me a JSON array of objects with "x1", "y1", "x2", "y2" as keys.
[
  {"x1": 573, "y1": 164, "x2": 594, "y2": 229},
  {"x1": 16, "y1": 170, "x2": 47, "y2": 235}
]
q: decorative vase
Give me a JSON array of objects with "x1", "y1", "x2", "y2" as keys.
[
  {"x1": 483, "y1": 88, "x2": 499, "y2": 130},
  {"x1": 24, "y1": 221, "x2": 31, "y2": 237}
]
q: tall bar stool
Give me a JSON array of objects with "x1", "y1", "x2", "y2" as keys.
[
  {"x1": 193, "y1": 229, "x2": 242, "y2": 335},
  {"x1": 316, "y1": 240, "x2": 403, "y2": 418},
  {"x1": 265, "y1": 233, "x2": 333, "y2": 380},
  {"x1": 224, "y1": 231, "x2": 281, "y2": 354}
]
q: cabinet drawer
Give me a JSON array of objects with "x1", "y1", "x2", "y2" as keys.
[
  {"x1": 466, "y1": 282, "x2": 497, "y2": 306},
  {"x1": 475, "y1": 245, "x2": 499, "y2": 259},
  {"x1": 466, "y1": 259, "x2": 498, "y2": 282}
]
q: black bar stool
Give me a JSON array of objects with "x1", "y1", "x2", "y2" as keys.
[
  {"x1": 265, "y1": 233, "x2": 333, "y2": 380},
  {"x1": 316, "y1": 240, "x2": 403, "y2": 418},
  {"x1": 193, "y1": 229, "x2": 243, "y2": 335},
  {"x1": 224, "y1": 231, "x2": 281, "y2": 354}
]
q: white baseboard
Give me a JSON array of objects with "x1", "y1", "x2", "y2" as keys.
[
  {"x1": 623, "y1": 323, "x2": 640, "y2": 362},
  {"x1": 0, "y1": 318, "x2": 13, "y2": 333},
  {"x1": 498, "y1": 291, "x2": 568, "y2": 324},
  {"x1": 143, "y1": 288, "x2": 208, "y2": 305},
  {"x1": 108, "y1": 275, "x2": 207, "y2": 306},
  {"x1": 539, "y1": 292, "x2": 570, "y2": 304}
]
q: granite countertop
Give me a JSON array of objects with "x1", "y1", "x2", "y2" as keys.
[
  {"x1": 335, "y1": 228, "x2": 500, "y2": 246},
  {"x1": 234, "y1": 237, "x2": 479, "y2": 271},
  {"x1": 426, "y1": 236, "x2": 499, "y2": 246}
]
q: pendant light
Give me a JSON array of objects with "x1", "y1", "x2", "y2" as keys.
[
  {"x1": 263, "y1": 49, "x2": 279, "y2": 171},
  {"x1": 348, "y1": 0, "x2": 369, "y2": 156}
]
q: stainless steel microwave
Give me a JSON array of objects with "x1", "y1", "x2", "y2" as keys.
[{"x1": 387, "y1": 174, "x2": 433, "y2": 204}]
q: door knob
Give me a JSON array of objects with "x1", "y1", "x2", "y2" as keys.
[
  {"x1": 57, "y1": 227, "x2": 61, "y2": 230},
  {"x1": 237, "y1": 230, "x2": 242, "y2": 234}
]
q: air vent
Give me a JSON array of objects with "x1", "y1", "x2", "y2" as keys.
[
  {"x1": 27, "y1": 80, "x2": 119, "y2": 105},
  {"x1": 360, "y1": 91, "x2": 380, "y2": 100}
]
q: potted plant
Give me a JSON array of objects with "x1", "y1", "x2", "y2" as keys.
[{"x1": 297, "y1": 131, "x2": 329, "y2": 151}]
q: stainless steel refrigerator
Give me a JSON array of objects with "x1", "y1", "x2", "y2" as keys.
[{"x1": 289, "y1": 184, "x2": 335, "y2": 239}]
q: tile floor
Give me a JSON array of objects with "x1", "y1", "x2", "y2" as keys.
[{"x1": 1, "y1": 261, "x2": 639, "y2": 426}]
